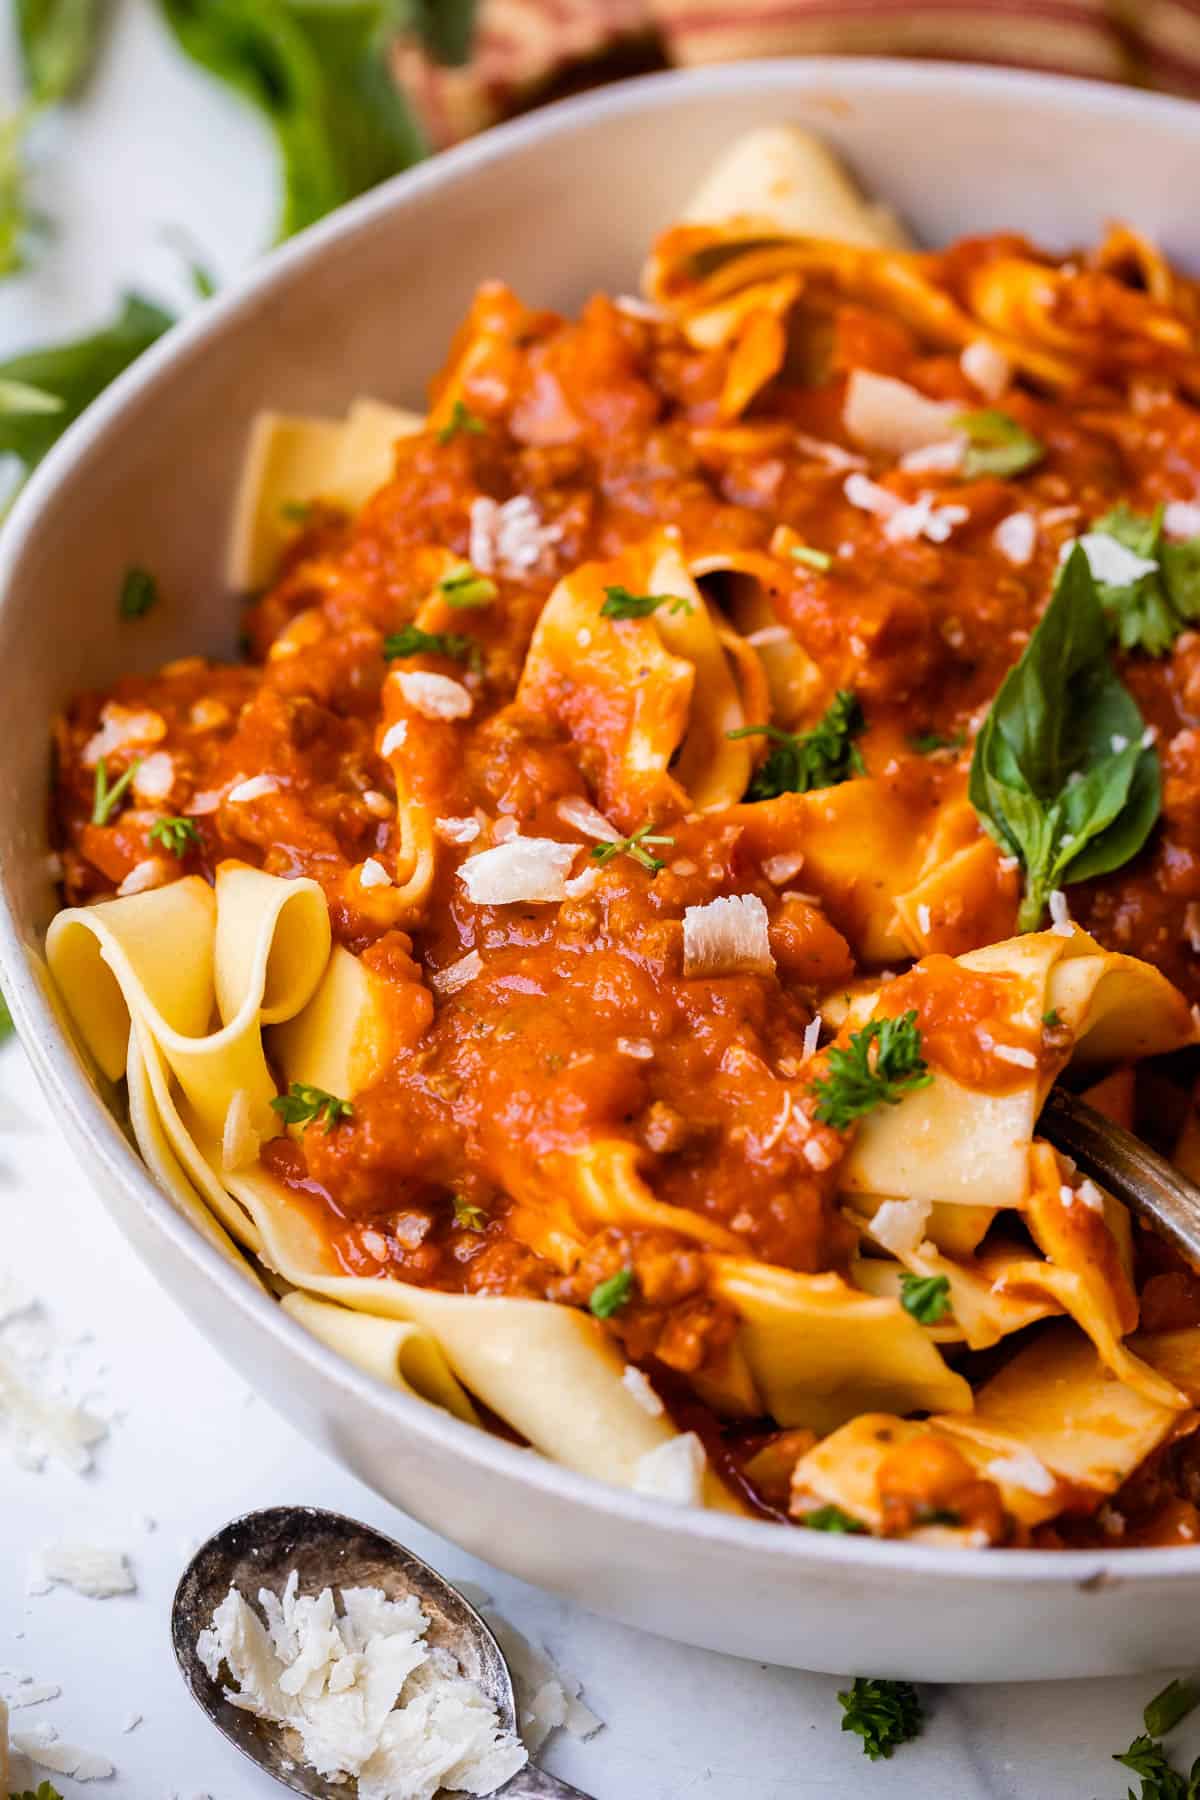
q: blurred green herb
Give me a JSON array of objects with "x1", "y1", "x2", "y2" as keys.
[
  {"x1": 0, "y1": 984, "x2": 13, "y2": 1040},
  {"x1": 119, "y1": 566, "x2": 158, "y2": 618},
  {"x1": 1146, "y1": 1679, "x2": 1200, "y2": 1740},
  {"x1": 837, "y1": 1679, "x2": 924, "y2": 1761},
  {"x1": 899, "y1": 1272, "x2": 951, "y2": 1325},
  {"x1": 799, "y1": 1505, "x2": 866, "y2": 1534},
  {"x1": 589, "y1": 1268, "x2": 633, "y2": 1319},
  {"x1": 3, "y1": 2, "x2": 111, "y2": 277}
]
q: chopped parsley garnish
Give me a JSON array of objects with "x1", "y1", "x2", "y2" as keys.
[
  {"x1": 436, "y1": 399, "x2": 486, "y2": 445},
  {"x1": 91, "y1": 755, "x2": 141, "y2": 826},
  {"x1": 270, "y1": 1082, "x2": 354, "y2": 1134},
  {"x1": 1042, "y1": 1008, "x2": 1061, "y2": 1028},
  {"x1": 952, "y1": 407, "x2": 1045, "y2": 479},
  {"x1": 600, "y1": 584, "x2": 693, "y2": 620},
  {"x1": 799, "y1": 1504, "x2": 866, "y2": 1534},
  {"x1": 439, "y1": 563, "x2": 498, "y2": 609},
  {"x1": 909, "y1": 729, "x2": 966, "y2": 755},
  {"x1": 789, "y1": 543, "x2": 833, "y2": 572},
  {"x1": 729, "y1": 690, "x2": 865, "y2": 802},
  {"x1": 280, "y1": 499, "x2": 313, "y2": 523},
  {"x1": 452, "y1": 1196, "x2": 488, "y2": 1231},
  {"x1": 969, "y1": 544, "x2": 1160, "y2": 930},
  {"x1": 837, "y1": 1678, "x2": 924, "y2": 1762},
  {"x1": 1145, "y1": 1678, "x2": 1200, "y2": 1740},
  {"x1": 119, "y1": 566, "x2": 158, "y2": 618},
  {"x1": 590, "y1": 822, "x2": 674, "y2": 875},
  {"x1": 1114, "y1": 1733, "x2": 1200, "y2": 1798},
  {"x1": 811, "y1": 1011, "x2": 933, "y2": 1131},
  {"x1": 589, "y1": 1268, "x2": 634, "y2": 1319},
  {"x1": 1086, "y1": 504, "x2": 1200, "y2": 656},
  {"x1": 899, "y1": 1272, "x2": 951, "y2": 1325},
  {"x1": 383, "y1": 623, "x2": 478, "y2": 667},
  {"x1": 148, "y1": 816, "x2": 201, "y2": 858}
]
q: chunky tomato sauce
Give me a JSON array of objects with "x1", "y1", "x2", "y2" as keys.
[{"x1": 51, "y1": 232, "x2": 1200, "y2": 1537}]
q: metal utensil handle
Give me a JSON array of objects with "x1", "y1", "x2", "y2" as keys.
[
  {"x1": 1039, "y1": 1086, "x2": 1200, "y2": 1267},
  {"x1": 499, "y1": 1767, "x2": 596, "y2": 1798}
]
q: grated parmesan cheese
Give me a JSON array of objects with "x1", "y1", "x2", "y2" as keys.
[
  {"x1": 430, "y1": 951, "x2": 483, "y2": 996},
  {"x1": 621, "y1": 1365, "x2": 665, "y2": 1417},
  {"x1": 1165, "y1": 500, "x2": 1200, "y2": 539},
  {"x1": 762, "y1": 851, "x2": 805, "y2": 885},
  {"x1": 393, "y1": 669, "x2": 473, "y2": 722},
  {"x1": 197, "y1": 1572, "x2": 526, "y2": 1800},
  {"x1": 29, "y1": 1543, "x2": 135, "y2": 1598},
  {"x1": 381, "y1": 720, "x2": 408, "y2": 758},
  {"x1": 131, "y1": 750, "x2": 175, "y2": 803},
  {"x1": 616, "y1": 1037, "x2": 654, "y2": 1060},
  {"x1": 469, "y1": 495, "x2": 561, "y2": 579},
  {"x1": 82, "y1": 703, "x2": 166, "y2": 767},
  {"x1": 1077, "y1": 1178, "x2": 1106, "y2": 1214},
  {"x1": 632, "y1": 1432, "x2": 707, "y2": 1506},
  {"x1": 555, "y1": 796, "x2": 620, "y2": 842},
  {"x1": 358, "y1": 858, "x2": 392, "y2": 890},
  {"x1": 869, "y1": 1196, "x2": 932, "y2": 1257},
  {"x1": 682, "y1": 894, "x2": 774, "y2": 978},
  {"x1": 116, "y1": 858, "x2": 170, "y2": 898},
  {"x1": 993, "y1": 511, "x2": 1037, "y2": 566},
  {"x1": 960, "y1": 340, "x2": 1011, "y2": 400},
  {"x1": 10, "y1": 1725, "x2": 114, "y2": 1782},
  {"x1": 362, "y1": 789, "x2": 395, "y2": 819},
  {"x1": 898, "y1": 439, "x2": 965, "y2": 474},
  {"x1": 458, "y1": 838, "x2": 577, "y2": 906},
  {"x1": 987, "y1": 1449, "x2": 1056, "y2": 1496},
  {"x1": 228, "y1": 774, "x2": 279, "y2": 804},
  {"x1": 992, "y1": 1043, "x2": 1037, "y2": 1069},
  {"x1": 435, "y1": 815, "x2": 481, "y2": 845},
  {"x1": 843, "y1": 369, "x2": 958, "y2": 456},
  {"x1": 884, "y1": 493, "x2": 968, "y2": 546}
]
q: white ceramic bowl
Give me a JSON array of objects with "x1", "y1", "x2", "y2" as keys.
[{"x1": 4, "y1": 60, "x2": 1200, "y2": 1682}]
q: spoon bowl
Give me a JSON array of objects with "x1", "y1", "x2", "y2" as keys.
[{"x1": 171, "y1": 1505, "x2": 591, "y2": 1798}]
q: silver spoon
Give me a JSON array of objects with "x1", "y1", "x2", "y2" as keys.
[
  {"x1": 172, "y1": 1505, "x2": 594, "y2": 1799},
  {"x1": 1040, "y1": 1085, "x2": 1200, "y2": 1264}
]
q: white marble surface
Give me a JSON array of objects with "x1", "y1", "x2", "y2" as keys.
[{"x1": 2, "y1": 9, "x2": 1200, "y2": 1796}]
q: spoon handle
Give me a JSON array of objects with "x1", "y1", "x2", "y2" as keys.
[
  {"x1": 500, "y1": 1767, "x2": 597, "y2": 1798},
  {"x1": 1039, "y1": 1086, "x2": 1200, "y2": 1266}
]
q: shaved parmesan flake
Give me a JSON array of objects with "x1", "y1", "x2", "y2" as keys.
[
  {"x1": 792, "y1": 432, "x2": 866, "y2": 471},
  {"x1": 616, "y1": 1037, "x2": 654, "y2": 1060},
  {"x1": 1048, "y1": 889, "x2": 1073, "y2": 935},
  {"x1": 381, "y1": 721, "x2": 408, "y2": 758},
  {"x1": 82, "y1": 702, "x2": 166, "y2": 767},
  {"x1": 30, "y1": 1543, "x2": 135, "y2": 1598},
  {"x1": 469, "y1": 494, "x2": 561, "y2": 579},
  {"x1": 1165, "y1": 500, "x2": 1200, "y2": 539},
  {"x1": 11, "y1": 1727, "x2": 114, "y2": 1781},
  {"x1": 1078, "y1": 1178, "x2": 1106, "y2": 1214},
  {"x1": 869, "y1": 1196, "x2": 931, "y2": 1257},
  {"x1": 885, "y1": 493, "x2": 968, "y2": 545},
  {"x1": 359, "y1": 858, "x2": 392, "y2": 890},
  {"x1": 131, "y1": 750, "x2": 175, "y2": 803},
  {"x1": 1068, "y1": 533, "x2": 1159, "y2": 587},
  {"x1": 633, "y1": 1432, "x2": 707, "y2": 1506},
  {"x1": 961, "y1": 340, "x2": 1010, "y2": 401},
  {"x1": 763, "y1": 852, "x2": 805, "y2": 885},
  {"x1": 362, "y1": 789, "x2": 395, "y2": 819},
  {"x1": 228, "y1": 775, "x2": 279, "y2": 803},
  {"x1": 843, "y1": 369, "x2": 957, "y2": 456},
  {"x1": 802, "y1": 1015, "x2": 822, "y2": 1058},
  {"x1": 682, "y1": 894, "x2": 774, "y2": 978},
  {"x1": 116, "y1": 858, "x2": 170, "y2": 898},
  {"x1": 844, "y1": 471, "x2": 899, "y2": 519},
  {"x1": 458, "y1": 838, "x2": 576, "y2": 906},
  {"x1": 221, "y1": 1090, "x2": 262, "y2": 1174},
  {"x1": 899, "y1": 439, "x2": 965, "y2": 474},
  {"x1": 435, "y1": 815, "x2": 481, "y2": 845},
  {"x1": 987, "y1": 1449, "x2": 1055, "y2": 1496},
  {"x1": 430, "y1": 951, "x2": 483, "y2": 996},
  {"x1": 197, "y1": 1572, "x2": 526, "y2": 1799},
  {"x1": 187, "y1": 787, "x2": 224, "y2": 815},
  {"x1": 992, "y1": 1043, "x2": 1037, "y2": 1069},
  {"x1": 555, "y1": 796, "x2": 620, "y2": 842},
  {"x1": 621, "y1": 1365, "x2": 665, "y2": 1417},
  {"x1": 460, "y1": 1599, "x2": 602, "y2": 1755},
  {"x1": 993, "y1": 512, "x2": 1037, "y2": 566},
  {"x1": 393, "y1": 670, "x2": 473, "y2": 722},
  {"x1": 802, "y1": 1136, "x2": 833, "y2": 1171}
]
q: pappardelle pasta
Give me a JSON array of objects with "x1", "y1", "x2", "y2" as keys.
[{"x1": 46, "y1": 126, "x2": 1200, "y2": 1546}]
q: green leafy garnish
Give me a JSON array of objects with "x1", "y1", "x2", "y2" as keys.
[
  {"x1": 439, "y1": 563, "x2": 498, "y2": 609},
  {"x1": 1115, "y1": 1734, "x2": 1200, "y2": 1798},
  {"x1": 589, "y1": 1268, "x2": 634, "y2": 1319},
  {"x1": 1146, "y1": 1678, "x2": 1200, "y2": 1740},
  {"x1": 600, "y1": 585, "x2": 693, "y2": 620},
  {"x1": 1043, "y1": 1008, "x2": 1061, "y2": 1028},
  {"x1": 0, "y1": 984, "x2": 13, "y2": 1041},
  {"x1": 799, "y1": 1504, "x2": 866, "y2": 1534},
  {"x1": 968, "y1": 545, "x2": 1160, "y2": 931},
  {"x1": 119, "y1": 566, "x2": 158, "y2": 618},
  {"x1": 789, "y1": 543, "x2": 833, "y2": 572},
  {"x1": 837, "y1": 1678, "x2": 924, "y2": 1762},
  {"x1": 811, "y1": 1011, "x2": 933, "y2": 1131},
  {"x1": 270, "y1": 1081, "x2": 354, "y2": 1133},
  {"x1": 953, "y1": 407, "x2": 1044, "y2": 479},
  {"x1": 0, "y1": 293, "x2": 174, "y2": 494},
  {"x1": 91, "y1": 755, "x2": 141, "y2": 826},
  {"x1": 383, "y1": 623, "x2": 477, "y2": 666},
  {"x1": 909, "y1": 729, "x2": 965, "y2": 755},
  {"x1": 157, "y1": 0, "x2": 428, "y2": 242},
  {"x1": 899, "y1": 1272, "x2": 951, "y2": 1325},
  {"x1": 436, "y1": 399, "x2": 485, "y2": 445},
  {"x1": 452, "y1": 1195, "x2": 488, "y2": 1231},
  {"x1": 11, "y1": 1783, "x2": 67, "y2": 1800},
  {"x1": 729, "y1": 691, "x2": 865, "y2": 802},
  {"x1": 1085, "y1": 505, "x2": 1200, "y2": 657},
  {"x1": 590, "y1": 822, "x2": 674, "y2": 875},
  {"x1": 148, "y1": 816, "x2": 201, "y2": 857}
]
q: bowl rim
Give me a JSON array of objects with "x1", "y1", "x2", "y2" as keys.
[{"x1": 4, "y1": 54, "x2": 1200, "y2": 1588}]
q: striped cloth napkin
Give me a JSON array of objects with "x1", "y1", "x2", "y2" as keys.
[{"x1": 394, "y1": 0, "x2": 1200, "y2": 149}]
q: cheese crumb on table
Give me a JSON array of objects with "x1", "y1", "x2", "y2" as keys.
[
  {"x1": 197, "y1": 1572, "x2": 527, "y2": 1800},
  {"x1": 28, "y1": 1543, "x2": 135, "y2": 1598}
]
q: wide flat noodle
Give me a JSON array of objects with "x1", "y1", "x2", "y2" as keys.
[
  {"x1": 279, "y1": 1291, "x2": 479, "y2": 1424},
  {"x1": 680, "y1": 125, "x2": 912, "y2": 249}
]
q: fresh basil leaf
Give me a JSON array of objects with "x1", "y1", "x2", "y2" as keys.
[
  {"x1": 968, "y1": 544, "x2": 1161, "y2": 930},
  {"x1": 1089, "y1": 505, "x2": 1200, "y2": 656},
  {"x1": 17, "y1": 0, "x2": 109, "y2": 106},
  {"x1": 158, "y1": 0, "x2": 427, "y2": 241},
  {"x1": 0, "y1": 292, "x2": 173, "y2": 485}
]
